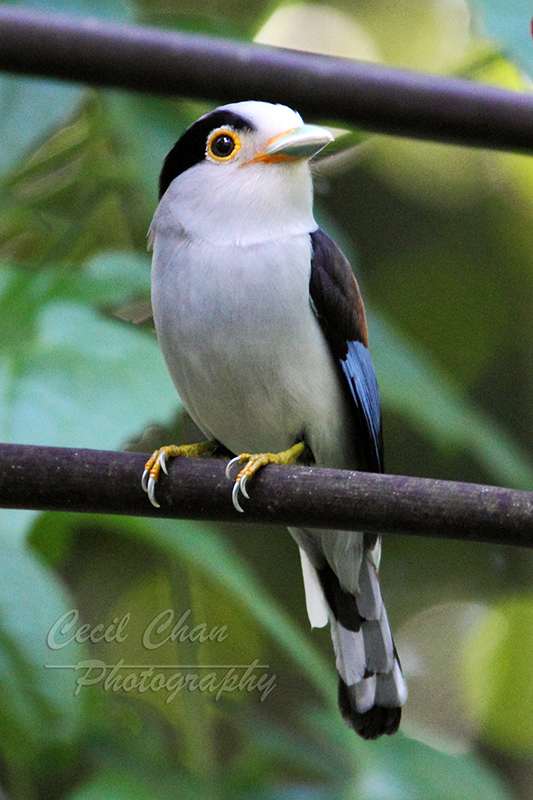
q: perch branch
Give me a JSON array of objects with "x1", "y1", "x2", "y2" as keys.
[
  {"x1": 0, "y1": 8, "x2": 532, "y2": 152},
  {"x1": 0, "y1": 443, "x2": 531, "y2": 547}
]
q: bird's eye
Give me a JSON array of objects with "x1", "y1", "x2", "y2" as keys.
[
  {"x1": 211, "y1": 134, "x2": 234, "y2": 157},
  {"x1": 207, "y1": 129, "x2": 241, "y2": 161}
]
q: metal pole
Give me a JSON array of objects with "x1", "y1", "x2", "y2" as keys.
[{"x1": 0, "y1": 8, "x2": 532, "y2": 152}]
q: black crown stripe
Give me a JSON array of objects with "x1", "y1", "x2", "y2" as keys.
[{"x1": 159, "y1": 110, "x2": 254, "y2": 199}]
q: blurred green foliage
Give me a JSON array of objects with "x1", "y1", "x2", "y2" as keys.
[{"x1": 0, "y1": 0, "x2": 533, "y2": 798}]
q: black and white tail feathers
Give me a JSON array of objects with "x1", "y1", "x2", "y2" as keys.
[{"x1": 290, "y1": 527, "x2": 407, "y2": 740}]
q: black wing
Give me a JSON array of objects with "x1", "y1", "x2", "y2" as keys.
[{"x1": 309, "y1": 228, "x2": 383, "y2": 473}]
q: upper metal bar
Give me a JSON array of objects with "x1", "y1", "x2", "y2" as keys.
[{"x1": 0, "y1": 7, "x2": 532, "y2": 153}]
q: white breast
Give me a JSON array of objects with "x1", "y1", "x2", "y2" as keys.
[{"x1": 150, "y1": 230, "x2": 356, "y2": 468}]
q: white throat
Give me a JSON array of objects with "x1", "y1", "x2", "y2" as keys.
[{"x1": 152, "y1": 159, "x2": 317, "y2": 247}]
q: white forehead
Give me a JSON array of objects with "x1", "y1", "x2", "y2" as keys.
[{"x1": 217, "y1": 101, "x2": 304, "y2": 137}]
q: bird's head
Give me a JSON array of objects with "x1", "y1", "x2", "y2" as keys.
[{"x1": 153, "y1": 101, "x2": 334, "y2": 246}]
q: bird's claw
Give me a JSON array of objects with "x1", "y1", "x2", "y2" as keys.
[
  {"x1": 226, "y1": 454, "x2": 250, "y2": 512},
  {"x1": 147, "y1": 475, "x2": 160, "y2": 508},
  {"x1": 142, "y1": 440, "x2": 217, "y2": 508},
  {"x1": 240, "y1": 474, "x2": 250, "y2": 500},
  {"x1": 225, "y1": 455, "x2": 243, "y2": 480},
  {"x1": 141, "y1": 468, "x2": 149, "y2": 493},
  {"x1": 142, "y1": 449, "x2": 169, "y2": 508},
  {"x1": 226, "y1": 443, "x2": 304, "y2": 513},
  {"x1": 232, "y1": 479, "x2": 245, "y2": 513}
]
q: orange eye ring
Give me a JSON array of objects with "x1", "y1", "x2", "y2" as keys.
[{"x1": 206, "y1": 128, "x2": 241, "y2": 162}]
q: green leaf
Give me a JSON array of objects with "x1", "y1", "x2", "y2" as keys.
[
  {"x1": 0, "y1": 94, "x2": 154, "y2": 269},
  {"x1": 0, "y1": 264, "x2": 178, "y2": 450},
  {"x1": 80, "y1": 250, "x2": 152, "y2": 306},
  {"x1": 351, "y1": 733, "x2": 513, "y2": 800},
  {"x1": 139, "y1": 516, "x2": 337, "y2": 705},
  {"x1": 30, "y1": 511, "x2": 338, "y2": 787},
  {"x1": 0, "y1": 509, "x2": 39, "y2": 549},
  {"x1": 64, "y1": 769, "x2": 204, "y2": 800},
  {"x1": 0, "y1": 76, "x2": 82, "y2": 180},
  {"x1": 297, "y1": 707, "x2": 513, "y2": 800},
  {"x1": 471, "y1": 0, "x2": 533, "y2": 75},
  {"x1": 0, "y1": 544, "x2": 86, "y2": 791},
  {"x1": 30, "y1": 512, "x2": 336, "y2": 707},
  {"x1": 462, "y1": 596, "x2": 533, "y2": 755},
  {"x1": 21, "y1": 0, "x2": 135, "y2": 20},
  {"x1": 369, "y1": 312, "x2": 533, "y2": 490},
  {"x1": 104, "y1": 95, "x2": 201, "y2": 204},
  {"x1": 0, "y1": 0, "x2": 137, "y2": 179}
]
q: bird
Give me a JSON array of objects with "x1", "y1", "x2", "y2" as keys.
[{"x1": 142, "y1": 100, "x2": 407, "y2": 739}]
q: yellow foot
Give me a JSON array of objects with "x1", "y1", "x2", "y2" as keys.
[
  {"x1": 225, "y1": 442, "x2": 305, "y2": 513},
  {"x1": 142, "y1": 441, "x2": 216, "y2": 508}
]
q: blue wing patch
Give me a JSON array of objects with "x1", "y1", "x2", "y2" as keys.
[
  {"x1": 309, "y1": 228, "x2": 383, "y2": 473},
  {"x1": 342, "y1": 341, "x2": 383, "y2": 472}
]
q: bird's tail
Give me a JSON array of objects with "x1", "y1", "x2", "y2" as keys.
[{"x1": 290, "y1": 527, "x2": 407, "y2": 740}]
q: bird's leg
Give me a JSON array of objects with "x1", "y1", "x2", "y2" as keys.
[
  {"x1": 225, "y1": 441, "x2": 305, "y2": 513},
  {"x1": 142, "y1": 440, "x2": 217, "y2": 508}
]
